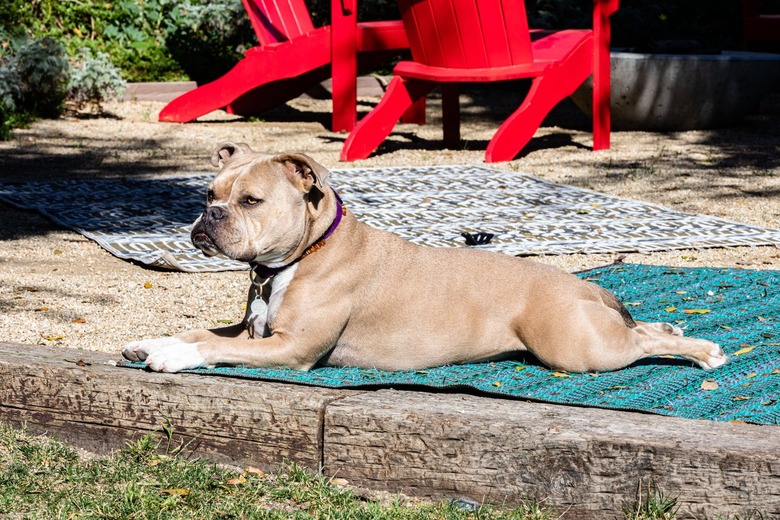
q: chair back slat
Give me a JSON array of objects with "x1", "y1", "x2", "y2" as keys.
[
  {"x1": 242, "y1": 0, "x2": 315, "y2": 46},
  {"x1": 399, "y1": 0, "x2": 533, "y2": 68}
]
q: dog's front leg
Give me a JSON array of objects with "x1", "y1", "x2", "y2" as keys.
[
  {"x1": 140, "y1": 331, "x2": 332, "y2": 373},
  {"x1": 121, "y1": 324, "x2": 252, "y2": 371},
  {"x1": 122, "y1": 284, "x2": 261, "y2": 369}
]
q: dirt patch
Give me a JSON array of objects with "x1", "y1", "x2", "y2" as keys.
[{"x1": 1, "y1": 86, "x2": 778, "y2": 354}]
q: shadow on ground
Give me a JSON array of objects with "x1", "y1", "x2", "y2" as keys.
[{"x1": 1, "y1": 86, "x2": 778, "y2": 241}]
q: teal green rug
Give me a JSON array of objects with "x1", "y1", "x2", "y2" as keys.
[{"x1": 121, "y1": 264, "x2": 779, "y2": 425}]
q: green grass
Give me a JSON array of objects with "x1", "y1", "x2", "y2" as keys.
[
  {"x1": 0, "y1": 422, "x2": 552, "y2": 519},
  {"x1": 0, "y1": 422, "x2": 764, "y2": 519}
]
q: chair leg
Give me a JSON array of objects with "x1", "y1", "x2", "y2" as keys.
[
  {"x1": 441, "y1": 83, "x2": 460, "y2": 148},
  {"x1": 592, "y1": 3, "x2": 612, "y2": 150},
  {"x1": 341, "y1": 77, "x2": 434, "y2": 161},
  {"x1": 486, "y1": 41, "x2": 592, "y2": 162},
  {"x1": 400, "y1": 97, "x2": 426, "y2": 125}
]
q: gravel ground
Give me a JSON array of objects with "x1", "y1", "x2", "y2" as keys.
[{"x1": 0, "y1": 86, "x2": 778, "y2": 355}]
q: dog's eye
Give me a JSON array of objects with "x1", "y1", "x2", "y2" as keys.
[
  {"x1": 243, "y1": 197, "x2": 262, "y2": 206},
  {"x1": 206, "y1": 190, "x2": 214, "y2": 204}
]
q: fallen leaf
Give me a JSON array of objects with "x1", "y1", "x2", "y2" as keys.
[
  {"x1": 733, "y1": 396, "x2": 751, "y2": 401},
  {"x1": 217, "y1": 319, "x2": 233, "y2": 324},
  {"x1": 76, "y1": 359, "x2": 91, "y2": 367},
  {"x1": 761, "y1": 333, "x2": 775, "y2": 339},
  {"x1": 551, "y1": 372, "x2": 571, "y2": 378},
  {"x1": 717, "y1": 324, "x2": 732, "y2": 331},
  {"x1": 72, "y1": 317, "x2": 86, "y2": 324},
  {"x1": 245, "y1": 466, "x2": 265, "y2": 476},
  {"x1": 41, "y1": 334, "x2": 64, "y2": 341},
  {"x1": 674, "y1": 290, "x2": 687, "y2": 295},
  {"x1": 700, "y1": 380, "x2": 719, "y2": 390},
  {"x1": 747, "y1": 373, "x2": 757, "y2": 379},
  {"x1": 515, "y1": 365, "x2": 526, "y2": 371},
  {"x1": 682, "y1": 309, "x2": 711, "y2": 315},
  {"x1": 143, "y1": 282, "x2": 153, "y2": 289},
  {"x1": 34, "y1": 307, "x2": 49, "y2": 312},
  {"x1": 773, "y1": 369, "x2": 780, "y2": 375},
  {"x1": 492, "y1": 381, "x2": 502, "y2": 387},
  {"x1": 331, "y1": 478, "x2": 349, "y2": 487},
  {"x1": 664, "y1": 306, "x2": 678, "y2": 313},
  {"x1": 53, "y1": 249, "x2": 63, "y2": 255},
  {"x1": 226, "y1": 476, "x2": 247, "y2": 486},
  {"x1": 624, "y1": 302, "x2": 642, "y2": 307},
  {"x1": 729, "y1": 420, "x2": 746, "y2": 424},
  {"x1": 161, "y1": 488, "x2": 190, "y2": 496},
  {"x1": 733, "y1": 346, "x2": 755, "y2": 356}
]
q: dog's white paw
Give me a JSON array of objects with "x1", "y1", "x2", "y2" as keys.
[
  {"x1": 143, "y1": 341, "x2": 207, "y2": 373},
  {"x1": 697, "y1": 342, "x2": 728, "y2": 370},
  {"x1": 122, "y1": 336, "x2": 182, "y2": 362}
]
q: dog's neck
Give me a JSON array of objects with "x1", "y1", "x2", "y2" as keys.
[{"x1": 250, "y1": 192, "x2": 344, "y2": 280}]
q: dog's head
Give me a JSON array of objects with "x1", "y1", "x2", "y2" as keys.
[{"x1": 190, "y1": 142, "x2": 330, "y2": 265}]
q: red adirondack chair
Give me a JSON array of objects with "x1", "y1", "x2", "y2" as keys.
[
  {"x1": 740, "y1": 0, "x2": 780, "y2": 52},
  {"x1": 341, "y1": 0, "x2": 619, "y2": 163},
  {"x1": 158, "y1": 0, "x2": 415, "y2": 127}
]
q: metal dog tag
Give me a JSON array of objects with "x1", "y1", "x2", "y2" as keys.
[{"x1": 250, "y1": 297, "x2": 268, "y2": 319}]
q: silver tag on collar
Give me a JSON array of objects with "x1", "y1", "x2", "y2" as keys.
[{"x1": 250, "y1": 297, "x2": 268, "y2": 318}]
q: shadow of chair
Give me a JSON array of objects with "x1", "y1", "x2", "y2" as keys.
[
  {"x1": 158, "y1": 0, "x2": 421, "y2": 129},
  {"x1": 341, "y1": 0, "x2": 619, "y2": 162}
]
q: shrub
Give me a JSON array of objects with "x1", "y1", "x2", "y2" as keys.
[
  {"x1": 163, "y1": 0, "x2": 254, "y2": 84},
  {"x1": 12, "y1": 37, "x2": 70, "y2": 118},
  {"x1": 0, "y1": 64, "x2": 24, "y2": 140},
  {"x1": 68, "y1": 48, "x2": 127, "y2": 111}
]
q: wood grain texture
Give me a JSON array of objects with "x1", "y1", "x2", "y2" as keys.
[
  {"x1": 324, "y1": 389, "x2": 780, "y2": 519},
  {"x1": 2, "y1": 343, "x2": 778, "y2": 517},
  {"x1": 0, "y1": 343, "x2": 356, "y2": 469}
]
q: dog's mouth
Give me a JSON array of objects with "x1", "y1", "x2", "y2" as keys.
[{"x1": 191, "y1": 229, "x2": 221, "y2": 257}]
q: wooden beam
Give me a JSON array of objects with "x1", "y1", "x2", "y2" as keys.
[
  {"x1": 0, "y1": 343, "x2": 357, "y2": 469},
  {"x1": 324, "y1": 390, "x2": 780, "y2": 519},
  {"x1": 1, "y1": 343, "x2": 778, "y2": 517}
]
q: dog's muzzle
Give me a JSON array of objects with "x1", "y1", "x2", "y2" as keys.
[{"x1": 191, "y1": 206, "x2": 226, "y2": 256}]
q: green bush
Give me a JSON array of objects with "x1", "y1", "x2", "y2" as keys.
[
  {"x1": 68, "y1": 48, "x2": 127, "y2": 111},
  {"x1": 0, "y1": 0, "x2": 255, "y2": 83},
  {"x1": 163, "y1": 1, "x2": 254, "y2": 84},
  {"x1": 12, "y1": 37, "x2": 70, "y2": 118},
  {"x1": 0, "y1": 37, "x2": 69, "y2": 139},
  {"x1": 0, "y1": 64, "x2": 24, "y2": 140},
  {"x1": 0, "y1": 36, "x2": 127, "y2": 139}
]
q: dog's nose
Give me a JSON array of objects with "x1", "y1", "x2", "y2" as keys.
[{"x1": 206, "y1": 205, "x2": 227, "y2": 221}]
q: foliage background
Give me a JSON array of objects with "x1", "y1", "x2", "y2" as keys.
[{"x1": 0, "y1": 0, "x2": 753, "y2": 85}]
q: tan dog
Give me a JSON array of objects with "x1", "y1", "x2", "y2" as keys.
[{"x1": 122, "y1": 143, "x2": 728, "y2": 373}]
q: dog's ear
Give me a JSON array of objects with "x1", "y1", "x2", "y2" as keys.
[
  {"x1": 274, "y1": 153, "x2": 329, "y2": 193},
  {"x1": 211, "y1": 142, "x2": 253, "y2": 168}
]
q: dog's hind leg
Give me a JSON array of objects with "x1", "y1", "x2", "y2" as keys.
[
  {"x1": 636, "y1": 320, "x2": 684, "y2": 336},
  {"x1": 531, "y1": 301, "x2": 728, "y2": 372},
  {"x1": 606, "y1": 321, "x2": 728, "y2": 371}
]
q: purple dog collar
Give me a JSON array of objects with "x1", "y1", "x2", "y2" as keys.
[{"x1": 251, "y1": 192, "x2": 344, "y2": 280}]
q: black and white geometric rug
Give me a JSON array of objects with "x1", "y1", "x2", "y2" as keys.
[{"x1": 1, "y1": 165, "x2": 779, "y2": 272}]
